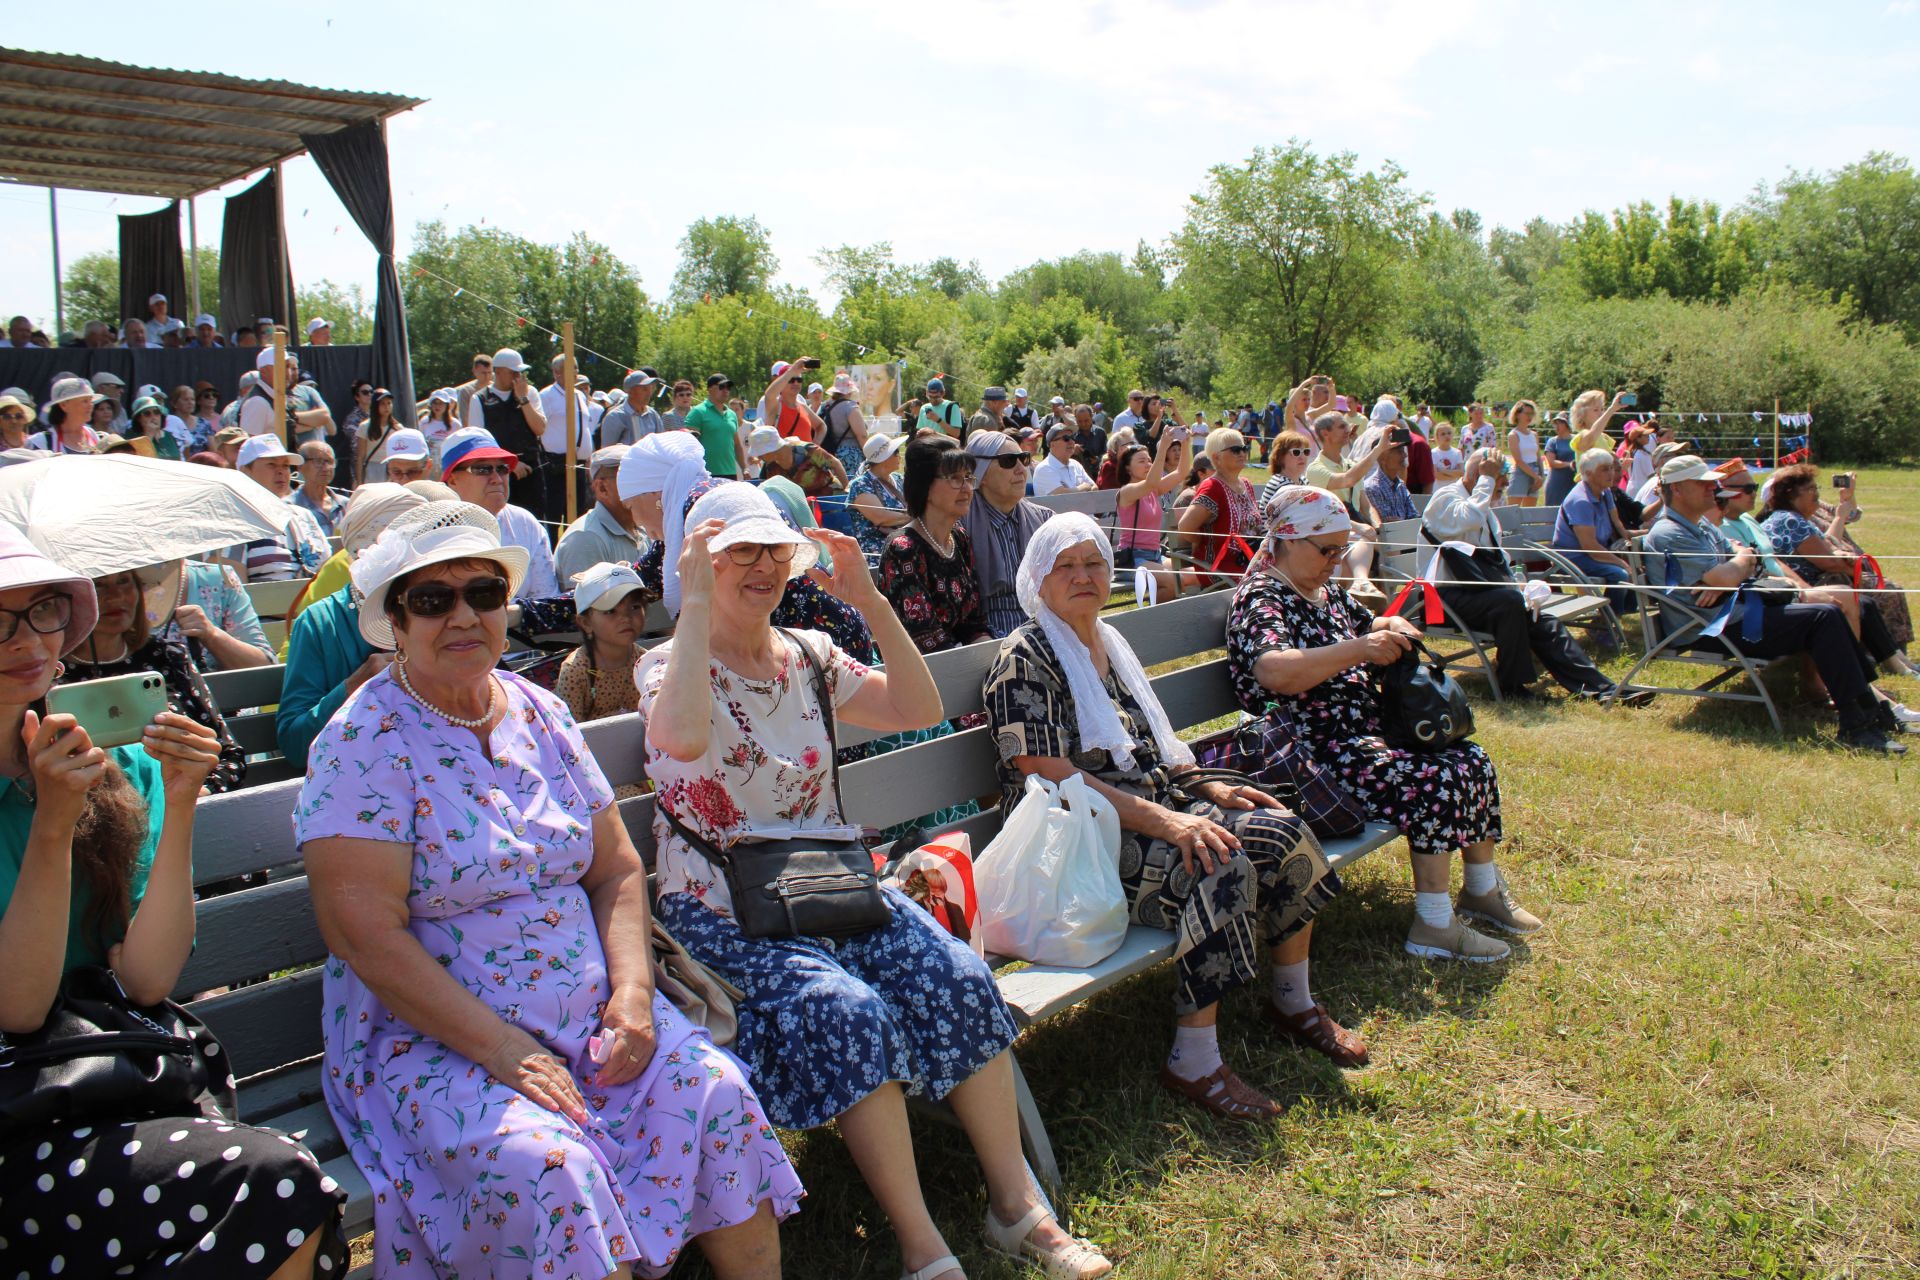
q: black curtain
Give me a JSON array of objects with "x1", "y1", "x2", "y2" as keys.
[
  {"x1": 301, "y1": 121, "x2": 416, "y2": 421},
  {"x1": 218, "y1": 172, "x2": 297, "y2": 340},
  {"x1": 117, "y1": 203, "x2": 187, "y2": 328}
]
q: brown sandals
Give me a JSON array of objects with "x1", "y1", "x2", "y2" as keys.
[
  {"x1": 1158, "y1": 1063, "x2": 1282, "y2": 1120},
  {"x1": 1265, "y1": 1001, "x2": 1370, "y2": 1068}
]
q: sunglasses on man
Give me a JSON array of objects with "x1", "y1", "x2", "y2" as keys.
[
  {"x1": 400, "y1": 576, "x2": 510, "y2": 617},
  {"x1": 459, "y1": 463, "x2": 513, "y2": 478}
]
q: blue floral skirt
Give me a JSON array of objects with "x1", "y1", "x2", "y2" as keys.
[{"x1": 654, "y1": 887, "x2": 1018, "y2": 1130}]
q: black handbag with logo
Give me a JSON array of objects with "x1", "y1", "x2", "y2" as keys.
[
  {"x1": 1374, "y1": 638, "x2": 1476, "y2": 751},
  {"x1": 0, "y1": 966, "x2": 236, "y2": 1140},
  {"x1": 660, "y1": 630, "x2": 892, "y2": 941}
]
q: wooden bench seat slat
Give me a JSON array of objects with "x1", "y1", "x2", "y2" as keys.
[
  {"x1": 192, "y1": 967, "x2": 325, "y2": 1080},
  {"x1": 178, "y1": 876, "x2": 327, "y2": 996},
  {"x1": 203, "y1": 663, "x2": 289, "y2": 710}
]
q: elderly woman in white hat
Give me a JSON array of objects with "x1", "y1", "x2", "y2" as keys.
[
  {"x1": 1225, "y1": 486, "x2": 1530, "y2": 964},
  {"x1": 27, "y1": 375, "x2": 105, "y2": 454},
  {"x1": 639, "y1": 483, "x2": 1111, "y2": 1280},
  {"x1": 984, "y1": 512, "x2": 1358, "y2": 1124},
  {"x1": 847, "y1": 430, "x2": 910, "y2": 558},
  {"x1": 554, "y1": 560, "x2": 656, "y2": 729},
  {"x1": 298, "y1": 501, "x2": 797, "y2": 1280}
]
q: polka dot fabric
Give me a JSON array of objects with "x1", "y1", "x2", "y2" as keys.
[{"x1": 0, "y1": 1114, "x2": 345, "y2": 1277}]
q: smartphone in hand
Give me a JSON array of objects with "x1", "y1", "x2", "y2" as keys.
[{"x1": 45, "y1": 672, "x2": 168, "y2": 749}]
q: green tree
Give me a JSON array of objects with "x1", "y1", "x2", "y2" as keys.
[
  {"x1": 1764, "y1": 152, "x2": 1920, "y2": 336},
  {"x1": 979, "y1": 296, "x2": 1095, "y2": 384},
  {"x1": 519, "y1": 233, "x2": 653, "y2": 391},
  {"x1": 296, "y1": 280, "x2": 373, "y2": 344},
  {"x1": 1015, "y1": 320, "x2": 1142, "y2": 409},
  {"x1": 1172, "y1": 141, "x2": 1426, "y2": 390},
  {"x1": 670, "y1": 216, "x2": 777, "y2": 307},
  {"x1": 60, "y1": 250, "x2": 120, "y2": 331},
  {"x1": 1361, "y1": 210, "x2": 1514, "y2": 405},
  {"x1": 999, "y1": 250, "x2": 1167, "y2": 348},
  {"x1": 1564, "y1": 198, "x2": 1761, "y2": 303},
  {"x1": 904, "y1": 322, "x2": 988, "y2": 410},
  {"x1": 1488, "y1": 218, "x2": 1565, "y2": 304}
]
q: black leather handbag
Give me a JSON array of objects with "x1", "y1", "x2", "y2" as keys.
[
  {"x1": 1374, "y1": 638, "x2": 1476, "y2": 751},
  {"x1": 660, "y1": 631, "x2": 892, "y2": 941},
  {"x1": 0, "y1": 966, "x2": 236, "y2": 1140}
]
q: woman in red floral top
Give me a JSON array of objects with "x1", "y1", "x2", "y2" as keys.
[{"x1": 877, "y1": 434, "x2": 993, "y2": 654}]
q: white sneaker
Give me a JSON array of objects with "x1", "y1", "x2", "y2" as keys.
[{"x1": 1887, "y1": 701, "x2": 1920, "y2": 726}]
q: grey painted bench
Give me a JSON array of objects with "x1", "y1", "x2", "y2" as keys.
[{"x1": 182, "y1": 588, "x2": 1400, "y2": 1260}]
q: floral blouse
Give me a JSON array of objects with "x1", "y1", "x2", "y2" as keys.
[
  {"x1": 62, "y1": 632, "x2": 246, "y2": 792},
  {"x1": 877, "y1": 524, "x2": 991, "y2": 654},
  {"x1": 1759, "y1": 509, "x2": 1829, "y2": 582},
  {"x1": 636, "y1": 629, "x2": 870, "y2": 917},
  {"x1": 848, "y1": 468, "x2": 907, "y2": 559},
  {"x1": 1225, "y1": 565, "x2": 1385, "y2": 744},
  {"x1": 555, "y1": 643, "x2": 642, "y2": 724},
  {"x1": 1187, "y1": 474, "x2": 1261, "y2": 576}
]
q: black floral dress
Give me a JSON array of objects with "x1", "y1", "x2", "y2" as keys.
[
  {"x1": 985, "y1": 623, "x2": 1339, "y2": 1015},
  {"x1": 877, "y1": 524, "x2": 991, "y2": 655},
  {"x1": 62, "y1": 632, "x2": 247, "y2": 793},
  {"x1": 1225, "y1": 567, "x2": 1502, "y2": 857}
]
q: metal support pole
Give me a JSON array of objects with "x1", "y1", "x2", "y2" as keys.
[
  {"x1": 563, "y1": 321, "x2": 578, "y2": 525},
  {"x1": 1772, "y1": 397, "x2": 1780, "y2": 469},
  {"x1": 49, "y1": 188, "x2": 64, "y2": 339},
  {"x1": 272, "y1": 161, "x2": 289, "y2": 327},
  {"x1": 187, "y1": 197, "x2": 201, "y2": 322},
  {"x1": 275, "y1": 330, "x2": 291, "y2": 451}
]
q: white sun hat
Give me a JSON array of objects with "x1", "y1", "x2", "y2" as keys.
[
  {"x1": 686, "y1": 482, "x2": 818, "y2": 580},
  {"x1": 351, "y1": 501, "x2": 529, "y2": 649}
]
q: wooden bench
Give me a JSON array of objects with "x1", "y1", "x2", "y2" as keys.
[{"x1": 183, "y1": 589, "x2": 1401, "y2": 1263}]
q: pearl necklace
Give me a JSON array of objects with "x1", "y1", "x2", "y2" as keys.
[
  {"x1": 912, "y1": 517, "x2": 957, "y2": 559},
  {"x1": 393, "y1": 657, "x2": 499, "y2": 729}
]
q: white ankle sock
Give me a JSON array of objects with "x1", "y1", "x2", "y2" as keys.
[
  {"x1": 1462, "y1": 861, "x2": 1498, "y2": 897},
  {"x1": 1414, "y1": 890, "x2": 1454, "y2": 929},
  {"x1": 1166, "y1": 1023, "x2": 1223, "y2": 1082},
  {"x1": 1270, "y1": 959, "x2": 1314, "y2": 1015}
]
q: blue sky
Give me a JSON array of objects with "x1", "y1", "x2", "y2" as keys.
[{"x1": 3, "y1": 0, "x2": 1916, "y2": 331}]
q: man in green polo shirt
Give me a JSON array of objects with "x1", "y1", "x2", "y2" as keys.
[{"x1": 686, "y1": 373, "x2": 745, "y2": 477}]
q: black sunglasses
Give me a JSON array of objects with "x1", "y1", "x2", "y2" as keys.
[
  {"x1": 1219, "y1": 443, "x2": 1249, "y2": 455},
  {"x1": 992, "y1": 453, "x2": 1029, "y2": 470},
  {"x1": 0, "y1": 594, "x2": 72, "y2": 644},
  {"x1": 459, "y1": 463, "x2": 513, "y2": 478},
  {"x1": 400, "y1": 576, "x2": 510, "y2": 617}
]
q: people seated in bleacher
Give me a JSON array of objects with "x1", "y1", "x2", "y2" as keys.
[
  {"x1": 1421, "y1": 449, "x2": 1633, "y2": 700},
  {"x1": 964, "y1": 430, "x2": 1054, "y2": 638},
  {"x1": 554, "y1": 560, "x2": 653, "y2": 728},
  {"x1": 1303, "y1": 411, "x2": 1388, "y2": 596},
  {"x1": 229, "y1": 436, "x2": 330, "y2": 582},
  {"x1": 59, "y1": 566, "x2": 247, "y2": 792},
  {"x1": 291, "y1": 440, "x2": 344, "y2": 537},
  {"x1": 0, "y1": 392, "x2": 33, "y2": 451},
  {"x1": 1551, "y1": 448, "x2": 1637, "y2": 615},
  {"x1": 0, "y1": 529, "x2": 347, "y2": 1279},
  {"x1": 847, "y1": 430, "x2": 911, "y2": 558},
  {"x1": 28, "y1": 376, "x2": 103, "y2": 454},
  {"x1": 275, "y1": 484, "x2": 429, "y2": 765},
  {"x1": 985, "y1": 514, "x2": 1361, "y2": 1121},
  {"x1": 173, "y1": 558, "x2": 275, "y2": 670},
  {"x1": 1259, "y1": 428, "x2": 1317, "y2": 508},
  {"x1": 554, "y1": 445, "x2": 646, "y2": 586},
  {"x1": 1175, "y1": 426, "x2": 1263, "y2": 587},
  {"x1": 297, "y1": 502, "x2": 797, "y2": 1279},
  {"x1": 1113, "y1": 430, "x2": 1187, "y2": 602},
  {"x1": 1642, "y1": 456, "x2": 1911, "y2": 753},
  {"x1": 638, "y1": 484, "x2": 1109, "y2": 1280},
  {"x1": 1034, "y1": 424, "x2": 1097, "y2": 495},
  {"x1": 438, "y1": 425, "x2": 561, "y2": 601},
  {"x1": 880, "y1": 435, "x2": 996, "y2": 653},
  {"x1": 1227, "y1": 487, "x2": 1534, "y2": 962},
  {"x1": 371, "y1": 425, "x2": 430, "y2": 487},
  {"x1": 1760, "y1": 463, "x2": 1914, "y2": 661},
  {"x1": 125, "y1": 394, "x2": 183, "y2": 460}
]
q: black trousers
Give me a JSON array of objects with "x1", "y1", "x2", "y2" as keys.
[
  {"x1": 1693, "y1": 601, "x2": 1878, "y2": 728},
  {"x1": 1436, "y1": 582, "x2": 1611, "y2": 695}
]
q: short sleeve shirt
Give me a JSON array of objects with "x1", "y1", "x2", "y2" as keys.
[
  {"x1": 1759, "y1": 510, "x2": 1826, "y2": 581},
  {"x1": 684, "y1": 400, "x2": 741, "y2": 476},
  {"x1": 635, "y1": 629, "x2": 870, "y2": 917},
  {"x1": 1552, "y1": 482, "x2": 1617, "y2": 553}
]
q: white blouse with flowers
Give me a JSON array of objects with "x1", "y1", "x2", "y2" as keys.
[{"x1": 635, "y1": 628, "x2": 870, "y2": 918}]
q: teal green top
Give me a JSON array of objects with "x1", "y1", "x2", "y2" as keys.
[
  {"x1": 685, "y1": 400, "x2": 741, "y2": 477},
  {"x1": 0, "y1": 745, "x2": 166, "y2": 970}
]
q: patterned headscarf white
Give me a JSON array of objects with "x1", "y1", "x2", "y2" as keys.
[
  {"x1": 1014, "y1": 512, "x2": 1193, "y2": 772},
  {"x1": 617, "y1": 432, "x2": 709, "y2": 616}
]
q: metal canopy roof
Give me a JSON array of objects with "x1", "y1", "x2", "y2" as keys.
[{"x1": 0, "y1": 47, "x2": 424, "y2": 200}]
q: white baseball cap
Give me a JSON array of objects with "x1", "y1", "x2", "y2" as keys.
[
  {"x1": 194, "y1": 313, "x2": 217, "y2": 328},
  {"x1": 1014, "y1": 387, "x2": 1029, "y2": 398},
  {"x1": 384, "y1": 427, "x2": 430, "y2": 462},
  {"x1": 237, "y1": 436, "x2": 300, "y2": 467},
  {"x1": 306, "y1": 317, "x2": 332, "y2": 337},
  {"x1": 491, "y1": 348, "x2": 526, "y2": 373},
  {"x1": 148, "y1": 292, "x2": 167, "y2": 305},
  {"x1": 571, "y1": 560, "x2": 651, "y2": 614}
]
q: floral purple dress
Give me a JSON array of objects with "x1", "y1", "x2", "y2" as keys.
[{"x1": 294, "y1": 670, "x2": 802, "y2": 1279}]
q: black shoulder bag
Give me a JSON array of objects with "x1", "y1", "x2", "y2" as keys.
[
  {"x1": 1374, "y1": 638, "x2": 1476, "y2": 751},
  {"x1": 660, "y1": 630, "x2": 892, "y2": 940},
  {"x1": 0, "y1": 965, "x2": 236, "y2": 1141}
]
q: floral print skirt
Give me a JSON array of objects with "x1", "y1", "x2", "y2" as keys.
[
  {"x1": 654, "y1": 887, "x2": 1019, "y2": 1130},
  {"x1": 1303, "y1": 726, "x2": 1503, "y2": 857}
]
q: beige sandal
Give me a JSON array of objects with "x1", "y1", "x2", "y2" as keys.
[
  {"x1": 985, "y1": 1203, "x2": 1113, "y2": 1279},
  {"x1": 900, "y1": 1254, "x2": 962, "y2": 1280}
]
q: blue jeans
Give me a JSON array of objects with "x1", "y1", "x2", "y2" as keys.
[{"x1": 1567, "y1": 553, "x2": 1633, "y2": 616}]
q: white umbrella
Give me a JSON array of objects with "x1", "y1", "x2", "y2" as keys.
[{"x1": 0, "y1": 454, "x2": 293, "y2": 577}]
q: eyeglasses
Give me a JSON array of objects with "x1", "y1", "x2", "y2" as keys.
[
  {"x1": 992, "y1": 454, "x2": 1029, "y2": 470},
  {"x1": 941, "y1": 470, "x2": 980, "y2": 487},
  {"x1": 1304, "y1": 538, "x2": 1350, "y2": 561},
  {"x1": 723, "y1": 542, "x2": 797, "y2": 567},
  {"x1": 0, "y1": 595, "x2": 72, "y2": 644},
  {"x1": 1219, "y1": 444, "x2": 1249, "y2": 455},
  {"x1": 400, "y1": 576, "x2": 510, "y2": 617},
  {"x1": 1283, "y1": 448, "x2": 1312, "y2": 458},
  {"x1": 459, "y1": 463, "x2": 513, "y2": 478}
]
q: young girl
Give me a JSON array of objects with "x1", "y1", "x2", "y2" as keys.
[
  {"x1": 1114, "y1": 431, "x2": 1186, "y2": 603},
  {"x1": 1430, "y1": 421, "x2": 1464, "y2": 485}
]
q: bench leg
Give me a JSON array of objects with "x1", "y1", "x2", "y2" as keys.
[{"x1": 1010, "y1": 1054, "x2": 1065, "y2": 1217}]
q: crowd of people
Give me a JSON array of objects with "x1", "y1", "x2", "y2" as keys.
[{"x1": 1, "y1": 327, "x2": 1914, "y2": 1280}]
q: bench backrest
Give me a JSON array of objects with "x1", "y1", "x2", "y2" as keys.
[
  {"x1": 1376, "y1": 517, "x2": 1427, "y2": 585},
  {"x1": 188, "y1": 589, "x2": 1242, "y2": 1088},
  {"x1": 1494, "y1": 503, "x2": 1561, "y2": 546}
]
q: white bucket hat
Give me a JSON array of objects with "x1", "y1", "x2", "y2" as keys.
[
  {"x1": 685, "y1": 483, "x2": 818, "y2": 581},
  {"x1": 862, "y1": 432, "x2": 905, "y2": 465},
  {"x1": 351, "y1": 501, "x2": 529, "y2": 649}
]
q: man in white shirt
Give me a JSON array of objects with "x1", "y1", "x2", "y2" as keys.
[
  {"x1": 305, "y1": 316, "x2": 333, "y2": 346},
  {"x1": 440, "y1": 426, "x2": 562, "y2": 600},
  {"x1": 1033, "y1": 426, "x2": 1096, "y2": 495},
  {"x1": 0, "y1": 315, "x2": 43, "y2": 348},
  {"x1": 600, "y1": 368, "x2": 666, "y2": 446},
  {"x1": 145, "y1": 293, "x2": 184, "y2": 344},
  {"x1": 189, "y1": 313, "x2": 223, "y2": 348},
  {"x1": 238, "y1": 348, "x2": 333, "y2": 441},
  {"x1": 1110, "y1": 388, "x2": 1147, "y2": 435},
  {"x1": 538, "y1": 354, "x2": 594, "y2": 522}
]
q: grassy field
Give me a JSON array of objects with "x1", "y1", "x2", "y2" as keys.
[{"x1": 718, "y1": 467, "x2": 1918, "y2": 1280}]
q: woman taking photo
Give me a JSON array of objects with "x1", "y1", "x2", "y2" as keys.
[
  {"x1": 846, "y1": 431, "x2": 910, "y2": 559},
  {"x1": 877, "y1": 434, "x2": 992, "y2": 654},
  {"x1": 986, "y1": 515, "x2": 1359, "y2": 1123},
  {"x1": 1174, "y1": 426, "x2": 1260, "y2": 586},
  {"x1": 1226, "y1": 487, "x2": 1533, "y2": 964},
  {"x1": 1113, "y1": 431, "x2": 1186, "y2": 603},
  {"x1": 0, "y1": 528, "x2": 344, "y2": 1279},
  {"x1": 298, "y1": 502, "x2": 797, "y2": 1279},
  {"x1": 639, "y1": 484, "x2": 1111, "y2": 1280},
  {"x1": 1761, "y1": 463, "x2": 1914, "y2": 659}
]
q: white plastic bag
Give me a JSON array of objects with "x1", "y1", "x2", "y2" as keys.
[{"x1": 974, "y1": 773, "x2": 1127, "y2": 967}]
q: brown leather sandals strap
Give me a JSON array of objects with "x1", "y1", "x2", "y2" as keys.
[
  {"x1": 1158, "y1": 1063, "x2": 1282, "y2": 1120},
  {"x1": 1265, "y1": 1001, "x2": 1370, "y2": 1068}
]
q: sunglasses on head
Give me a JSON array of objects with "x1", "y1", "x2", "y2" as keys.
[
  {"x1": 723, "y1": 542, "x2": 797, "y2": 567},
  {"x1": 460, "y1": 463, "x2": 513, "y2": 478},
  {"x1": 0, "y1": 594, "x2": 72, "y2": 644},
  {"x1": 400, "y1": 575, "x2": 510, "y2": 617}
]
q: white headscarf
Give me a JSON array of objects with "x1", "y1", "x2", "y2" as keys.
[
  {"x1": 1015, "y1": 512, "x2": 1193, "y2": 772},
  {"x1": 617, "y1": 432, "x2": 709, "y2": 616}
]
